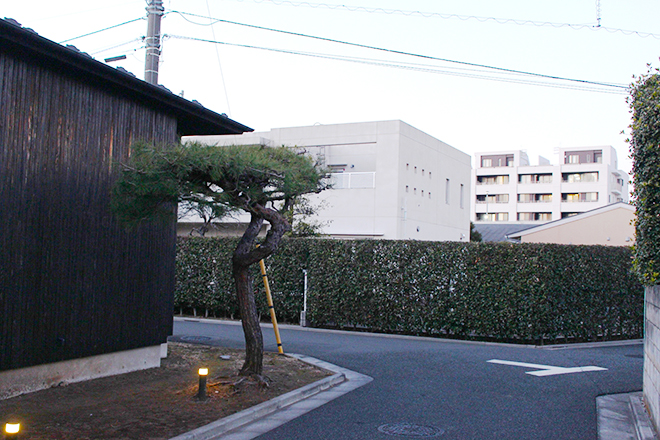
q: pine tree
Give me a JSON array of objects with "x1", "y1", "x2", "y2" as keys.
[{"x1": 112, "y1": 142, "x2": 328, "y2": 376}]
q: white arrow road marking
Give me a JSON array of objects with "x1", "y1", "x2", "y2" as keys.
[{"x1": 487, "y1": 359, "x2": 607, "y2": 377}]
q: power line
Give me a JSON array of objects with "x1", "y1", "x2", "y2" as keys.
[
  {"x1": 205, "y1": 0, "x2": 233, "y2": 116},
  {"x1": 166, "y1": 34, "x2": 627, "y2": 95},
  {"x1": 59, "y1": 17, "x2": 145, "y2": 44},
  {"x1": 212, "y1": 0, "x2": 660, "y2": 39},
  {"x1": 169, "y1": 11, "x2": 628, "y2": 90},
  {"x1": 90, "y1": 38, "x2": 144, "y2": 56}
]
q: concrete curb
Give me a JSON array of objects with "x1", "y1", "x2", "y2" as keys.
[
  {"x1": 175, "y1": 316, "x2": 643, "y2": 350},
  {"x1": 169, "y1": 354, "x2": 372, "y2": 440},
  {"x1": 542, "y1": 339, "x2": 644, "y2": 350},
  {"x1": 597, "y1": 392, "x2": 658, "y2": 440}
]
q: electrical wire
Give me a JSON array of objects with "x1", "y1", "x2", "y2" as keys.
[
  {"x1": 59, "y1": 17, "x2": 145, "y2": 44},
  {"x1": 166, "y1": 34, "x2": 627, "y2": 95},
  {"x1": 205, "y1": 0, "x2": 233, "y2": 116},
  {"x1": 169, "y1": 11, "x2": 628, "y2": 90},
  {"x1": 211, "y1": 0, "x2": 660, "y2": 39},
  {"x1": 90, "y1": 38, "x2": 145, "y2": 56}
]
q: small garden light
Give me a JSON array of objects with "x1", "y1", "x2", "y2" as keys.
[
  {"x1": 197, "y1": 368, "x2": 208, "y2": 401},
  {"x1": 4, "y1": 421, "x2": 20, "y2": 437}
]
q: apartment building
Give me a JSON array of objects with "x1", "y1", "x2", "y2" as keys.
[
  {"x1": 184, "y1": 120, "x2": 472, "y2": 241},
  {"x1": 472, "y1": 146, "x2": 628, "y2": 223}
]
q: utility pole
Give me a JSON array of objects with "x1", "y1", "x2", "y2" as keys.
[{"x1": 145, "y1": 0, "x2": 164, "y2": 85}]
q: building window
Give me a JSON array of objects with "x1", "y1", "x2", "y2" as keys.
[
  {"x1": 562, "y1": 212, "x2": 579, "y2": 219},
  {"x1": 460, "y1": 184, "x2": 464, "y2": 209},
  {"x1": 476, "y1": 194, "x2": 508, "y2": 204},
  {"x1": 477, "y1": 175, "x2": 509, "y2": 185},
  {"x1": 564, "y1": 150, "x2": 602, "y2": 164},
  {"x1": 519, "y1": 174, "x2": 552, "y2": 184},
  {"x1": 517, "y1": 212, "x2": 552, "y2": 221},
  {"x1": 481, "y1": 154, "x2": 513, "y2": 168},
  {"x1": 518, "y1": 193, "x2": 552, "y2": 203},
  {"x1": 477, "y1": 212, "x2": 509, "y2": 221},
  {"x1": 562, "y1": 192, "x2": 598, "y2": 202},
  {"x1": 445, "y1": 179, "x2": 450, "y2": 204},
  {"x1": 562, "y1": 172, "x2": 598, "y2": 183}
]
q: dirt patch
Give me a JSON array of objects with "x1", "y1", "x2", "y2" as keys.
[{"x1": 0, "y1": 343, "x2": 332, "y2": 439}]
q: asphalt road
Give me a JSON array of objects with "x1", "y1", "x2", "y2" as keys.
[{"x1": 172, "y1": 318, "x2": 643, "y2": 440}]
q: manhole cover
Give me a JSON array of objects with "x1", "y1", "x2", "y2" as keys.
[
  {"x1": 378, "y1": 423, "x2": 444, "y2": 437},
  {"x1": 180, "y1": 336, "x2": 212, "y2": 342}
]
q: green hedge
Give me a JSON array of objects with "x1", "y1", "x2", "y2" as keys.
[
  {"x1": 629, "y1": 71, "x2": 660, "y2": 285},
  {"x1": 176, "y1": 237, "x2": 310, "y2": 323},
  {"x1": 175, "y1": 237, "x2": 643, "y2": 343}
]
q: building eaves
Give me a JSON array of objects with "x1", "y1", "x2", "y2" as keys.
[
  {"x1": 473, "y1": 223, "x2": 537, "y2": 243},
  {"x1": 0, "y1": 18, "x2": 252, "y2": 136}
]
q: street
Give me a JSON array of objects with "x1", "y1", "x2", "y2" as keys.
[{"x1": 173, "y1": 318, "x2": 642, "y2": 440}]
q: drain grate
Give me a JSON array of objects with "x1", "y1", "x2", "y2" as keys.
[
  {"x1": 378, "y1": 423, "x2": 444, "y2": 437},
  {"x1": 180, "y1": 336, "x2": 212, "y2": 342},
  {"x1": 625, "y1": 354, "x2": 643, "y2": 359}
]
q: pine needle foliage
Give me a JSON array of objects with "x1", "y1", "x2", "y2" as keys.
[{"x1": 111, "y1": 142, "x2": 328, "y2": 225}]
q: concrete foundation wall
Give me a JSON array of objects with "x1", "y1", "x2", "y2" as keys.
[
  {"x1": 645, "y1": 285, "x2": 660, "y2": 431},
  {"x1": 0, "y1": 344, "x2": 164, "y2": 400}
]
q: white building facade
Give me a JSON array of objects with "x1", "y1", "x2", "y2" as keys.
[
  {"x1": 185, "y1": 120, "x2": 472, "y2": 241},
  {"x1": 472, "y1": 146, "x2": 629, "y2": 224}
]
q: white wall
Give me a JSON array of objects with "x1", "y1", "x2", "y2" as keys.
[
  {"x1": 185, "y1": 120, "x2": 471, "y2": 241},
  {"x1": 645, "y1": 286, "x2": 660, "y2": 433}
]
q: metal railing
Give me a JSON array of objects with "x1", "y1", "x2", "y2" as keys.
[{"x1": 329, "y1": 172, "x2": 376, "y2": 189}]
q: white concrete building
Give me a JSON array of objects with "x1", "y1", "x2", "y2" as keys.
[
  {"x1": 184, "y1": 120, "x2": 472, "y2": 241},
  {"x1": 472, "y1": 146, "x2": 628, "y2": 224}
]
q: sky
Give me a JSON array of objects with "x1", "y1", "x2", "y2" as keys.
[{"x1": 5, "y1": 0, "x2": 660, "y2": 176}]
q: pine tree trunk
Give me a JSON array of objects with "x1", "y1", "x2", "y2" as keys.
[
  {"x1": 233, "y1": 261, "x2": 264, "y2": 376},
  {"x1": 232, "y1": 206, "x2": 291, "y2": 377}
]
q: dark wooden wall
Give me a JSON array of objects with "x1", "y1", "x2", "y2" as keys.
[{"x1": 0, "y1": 51, "x2": 178, "y2": 371}]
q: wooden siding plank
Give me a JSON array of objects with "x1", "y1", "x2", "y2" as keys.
[{"x1": 0, "y1": 52, "x2": 178, "y2": 371}]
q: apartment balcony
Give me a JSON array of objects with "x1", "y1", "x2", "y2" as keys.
[
  {"x1": 475, "y1": 180, "x2": 511, "y2": 186},
  {"x1": 330, "y1": 172, "x2": 376, "y2": 189},
  {"x1": 517, "y1": 201, "x2": 552, "y2": 204},
  {"x1": 474, "y1": 203, "x2": 513, "y2": 215},
  {"x1": 516, "y1": 183, "x2": 554, "y2": 195},
  {"x1": 559, "y1": 202, "x2": 599, "y2": 215}
]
